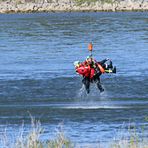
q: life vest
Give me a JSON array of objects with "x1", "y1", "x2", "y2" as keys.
[
  {"x1": 75, "y1": 62, "x2": 105, "y2": 79},
  {"x1": 76, "y1": 65, "x2": 95, "y2": 79},
  {"x1": 90, "y1": 68, "x2": 95, "y2": 79},
  {"x1": 97, "y1": 63, "x2": 105, "y2": 73},
  {"x1": 76, "y1": 65, "x2": 90, "y2": 77}
]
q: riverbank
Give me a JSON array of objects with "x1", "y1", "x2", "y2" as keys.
[{"x1": 0, "y1": 0, "x2": 148, "y2": 13}]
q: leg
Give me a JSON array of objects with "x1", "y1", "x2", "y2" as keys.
[
  {"x1": 82, "y1": 77, "x2": 90, "y2": 94},
  {"x1": 104, "y1": 61, "x2": 116, "y2": 73},
  {"x1": 108, "y1": 60, "x2": 113, "y2": 69},
  {"x1": 94, "y1": 75, "x2": 104, "y2": 93},
  {"x1": 112, "y1": 66, "x2": 116, "y2": 73},
  {"x1": 96, "y1": 81, "x2": 104, "y2": 93}
]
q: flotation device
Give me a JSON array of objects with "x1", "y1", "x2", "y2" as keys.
[
  {"x1": 90, "y1": 68, "x2": 95, "y2": 79},
  {"x1": 75, "y1": 63, "x2": 105, "y2": 79},
  {"x1": 97, "y1": 63, "x2": 105, "y2": 73},
  {"x1": 88, "y1": 43, "x2": 93, "y2": 51},
  {"x1": 76, "y1": 65, "x2": 95, "y2": 79},
  {"x1": 76, "y1": 65, "x2": 90, "y2": 77}
]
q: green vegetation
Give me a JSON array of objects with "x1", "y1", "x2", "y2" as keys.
[
  {"x1": 74, "y1": 0, "x2": 115, "y2": 5},
  {"x1": 74, "y1": 0, "x2": 98, "y2": 5},
  {"x1": 111, "y1": 123, "x2": 148, "y2": 148},
  {"x1": 100, "y1": 0, "x2": 114, "y2": 4},
  {"x1": 1, "y1": 117, "x2": 73, "y2": 148},
  {"x1": 145, "y1": 116, "x2": 148, "y2": 122},
  {"x1": 0, "y1": 117, "x2": 148, "y2": 148}
]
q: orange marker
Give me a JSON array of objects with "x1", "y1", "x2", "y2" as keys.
[{"x1": 88, "y1": 42, "x2": 93, "y2": 51}]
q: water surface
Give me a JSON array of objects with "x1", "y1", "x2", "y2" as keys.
[{"x1": 0, "y1": 12, "x2": 148, "y2": 146}]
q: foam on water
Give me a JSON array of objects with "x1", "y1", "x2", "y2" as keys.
[
  {"x1": 59, "y1": 105, "x2": 129, "y2": 109},
  {"x1": 77, "y1": 84, "x2": 87, "y2": 100},
  {"x1": 76, "y1": 82, "x2": 110, "y2": 102}
]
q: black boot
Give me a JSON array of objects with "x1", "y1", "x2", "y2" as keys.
[
  {"x1": 108, "y1": 61, "x2": 113, "y2": 69},
  {"x1": 112, "y1": 66, "x2": 116, "y2": 73}
]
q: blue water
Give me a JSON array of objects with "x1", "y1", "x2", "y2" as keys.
[{"x1": 0, "y1": 12, "x2": 148, "y2": 146}]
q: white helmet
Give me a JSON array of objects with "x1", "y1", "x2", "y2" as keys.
[{"x1": 74, "y1": 61, "x2": 80, "y2": 67}]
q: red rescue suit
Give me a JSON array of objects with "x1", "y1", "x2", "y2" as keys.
[{"x1": 76, "y1": 65, "x2": 96, "y2": 79}]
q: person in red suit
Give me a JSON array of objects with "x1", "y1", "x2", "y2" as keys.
[{"x1": 74, "y1": 56, "x2": 116, "y2": 94}]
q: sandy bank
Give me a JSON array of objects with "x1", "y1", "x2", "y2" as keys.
[{"x1": 0, "y1": 0, "x2": 148, "y2": 13}]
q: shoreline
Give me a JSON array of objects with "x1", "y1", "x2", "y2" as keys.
[
  {"x1": 0, "y1": 9, "x2": 148, "y2": 14},
  {"x1": 0, "y1": 0, "x2": 148, "y2": 14}
]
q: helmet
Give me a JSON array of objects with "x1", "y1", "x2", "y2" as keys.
[
  {"x1": 86, "y1": 56, "x2": 91, "y2": 60},
  {"x1": 74, "y1": 61, "x2": 80, "y2": 67}
]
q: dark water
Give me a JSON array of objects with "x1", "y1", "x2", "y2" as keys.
[{"x1": 0, "y1": 12, "x2": 148, "y2": 146}]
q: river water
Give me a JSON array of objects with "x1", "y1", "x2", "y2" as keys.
[{"x1": 0, "y1": 12, "x2": 148, "y2": 146}]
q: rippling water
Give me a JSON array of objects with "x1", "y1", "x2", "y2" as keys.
[{"x1": 0, "y1": 12, "x2": 148, "y2": 146}]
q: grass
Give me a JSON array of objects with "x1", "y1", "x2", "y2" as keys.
[
  {"x1": 0, "y1": 117, "x2": 148, "y2": 148},
  {"x1": 0, "y1": 117, "x2": 73, "y2": 148},
  {"x1": 74, "y1": 0, "x2": 98, "y2": 6},
  {"x1": 110, "y1": 118, "x2": 148, "y2": 148}
]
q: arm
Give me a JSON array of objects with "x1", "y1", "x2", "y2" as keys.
[{"x1": 99, "y1": 58, "x2": 109, "y2": 64}]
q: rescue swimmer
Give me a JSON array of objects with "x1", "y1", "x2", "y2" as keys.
[{"x1": 74, "y1": 43, "x2": 116, "y2": 94}]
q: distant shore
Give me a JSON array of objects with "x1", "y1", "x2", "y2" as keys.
[{"x1": 0, "y1": 0, "x2": 148, "y2": 13}]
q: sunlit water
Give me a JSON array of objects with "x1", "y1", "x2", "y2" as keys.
[{"x1": 0, "y1": 12, "x2": 148, "y2": 146}]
